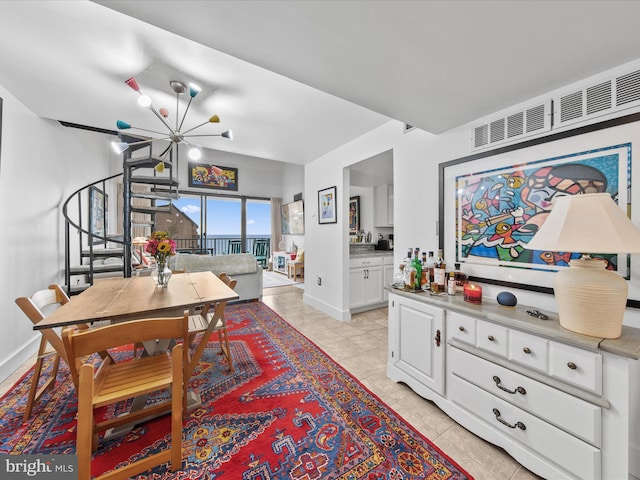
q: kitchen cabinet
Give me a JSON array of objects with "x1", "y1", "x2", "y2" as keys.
[
  {"x1": 374, "y1": 184, "x2": 394, "y2": 227},
  {"x1": 349, "y1": 256, "x2": 384, "y2": 310},
  {"x1": 387, "y1": 290, "x2": 640, "y2": 480}
]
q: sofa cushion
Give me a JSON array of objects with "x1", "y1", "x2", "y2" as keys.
[{"x1": 172, "y1": 253, "x2": 258, "y2": 276}]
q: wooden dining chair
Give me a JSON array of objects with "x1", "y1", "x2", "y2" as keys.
[
  {"x1": 15, "y1": 284, "x2": 91, "y2": 422},
  {"x1": 187, "y1": 273, "x2": 237, "y2": 384},
  {"x1": 63, "y1": 311, "x2": 189, "y2": 480}
]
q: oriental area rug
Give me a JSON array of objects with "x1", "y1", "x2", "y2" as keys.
[{"x1": 0, "y1": 302, "x2": 472, "y2": 479}]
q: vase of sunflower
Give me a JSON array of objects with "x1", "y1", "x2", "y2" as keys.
[{"x1": 145, "y1": 231, "x2": 177, "y2": 288}]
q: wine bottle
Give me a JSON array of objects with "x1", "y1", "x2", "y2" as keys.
[
  {"x1": 421, "y1": 252, "x2": 428, "y2": 288},
  {"x1": 453, "y1": 262, "x2": 468, "y2": 293},
  {"x1": 433, "y1": 249, "x2": 446, "y2": 293},
  {"x1": 426, "y1": 251, "x2": 435, "y2": 291}
]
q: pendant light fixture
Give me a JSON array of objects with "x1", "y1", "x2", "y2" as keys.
[{"x1": 111, "y1": 77, "x2": 232, "y2": 168}]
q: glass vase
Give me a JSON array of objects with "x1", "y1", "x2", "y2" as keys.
[{"x1": 151, "y1": 259, "x2": 172, "y2": 288}]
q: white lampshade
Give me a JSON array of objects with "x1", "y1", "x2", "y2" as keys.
[
  {"x1": 526, "y1": 193, "x2": 640, "y2": 338},
  {"x1": 526, "y1": 193, "x2": 640, "y2": 253}
]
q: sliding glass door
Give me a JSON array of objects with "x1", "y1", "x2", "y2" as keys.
[{"x1": 172, "y1": 194, "x2": 270, "y2": 259}]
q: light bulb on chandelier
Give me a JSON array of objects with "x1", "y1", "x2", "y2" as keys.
[{"x1": 111, "y1": 77, "x2": 232, "y2": 169}]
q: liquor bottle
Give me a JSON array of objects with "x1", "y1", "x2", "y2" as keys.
[
  {"x1": 447, "y1": 271, "x2": 456, "y2": 295},
  {"x1": 421, "y1": 252, "x2": 428, "y2": 288},
  {"x1": 453, "y1": 263, "x2": 468, "y2": 293},
  {"x1": 412, "y1": 248, "x2": 422, "y2": 290},
  {"x1": 426, "y1": 251, "x2": 435, "y2": 290},
  {"x1": 433, "y1": 249, "x2": 446, "y2": 293},
  {"x1": 403, "y1": 249, "x2": 415, "y2": 289}
]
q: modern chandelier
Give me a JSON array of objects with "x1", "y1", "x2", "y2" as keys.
[{"x1": 111, "y1": 77, "x2": 232, "y2": 169}]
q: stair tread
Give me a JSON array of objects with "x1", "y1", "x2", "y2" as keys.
[
  {"x1": 132, "y1": 191, "x2": 179, "y2": 200},
  {"x1": 126, "y1": 156, "x2": 173, "y2": 168},
  {"x1": 131, "y1": 176, "x2": 179, "y2": 187},
  {"x1": 69, "y1": 264, "x2": 125, "y2": 274},
  {"x1": 81, "y1": 248, "x2": 124, "y2": 257},
  {"x1": 131, "y1": 205, "x2": 171, "y2": 214}
]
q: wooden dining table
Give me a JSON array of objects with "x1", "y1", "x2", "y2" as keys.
[
  {"x1": 34, "y1": 271, "x2": 239, "y2": 437},
  {"x1": 35, "y1": 271, "x2": 238, "y2": 330}
]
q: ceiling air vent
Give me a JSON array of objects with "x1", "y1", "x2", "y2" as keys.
[
  {"x1": 555, "y1": 64, "x2": 640, "y2": 129},
  {"x1": 471, "y1": 101, "x2": 550, "y2": 151},
  {"x1": 559, "y1": 91, "x2": 583, "y2": 123},
  {"x1": 616, "y1": 69, "x2": 640, "y2": 106}
]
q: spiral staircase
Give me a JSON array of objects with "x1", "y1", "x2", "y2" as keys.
[{"x1": 62, "y1": 136, "x2": 179, "y2": 295}]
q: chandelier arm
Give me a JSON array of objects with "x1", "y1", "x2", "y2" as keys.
[
  {"x1": 178, "y1": 96, "x2": 194, "y2": 133},
  {"x1": 150, "y1": 105, "x2": 177, "y2": 135},
  {"x1": 122, "y1": 126, "x2": 170, "y2": 136},
  {"x1": 181, "y1": 121, "x2": 211, "y2": 135},
  {"x1": 182, "y1": 134, "x2": 225, "y2": 138}
]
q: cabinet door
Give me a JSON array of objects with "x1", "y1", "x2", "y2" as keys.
[
  {"x1": 363, "y1": 266, "x2": 383, "y2": 305},
  {"x1": 383, "y1": 264, "x2": 394, "y2": 301},
  {"x1": 389, "y1": 294, "x2": 445, "y2": 395},
  {"x1": 349, "y1": 268, "x2": 366, "y2": 309},
  {"x1": 374, "y1": 184, "x2": 393, "y2": 227}
]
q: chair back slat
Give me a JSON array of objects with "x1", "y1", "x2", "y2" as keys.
[{"x1": 65, "y1": 311, "x2": 189, "y2": 359}]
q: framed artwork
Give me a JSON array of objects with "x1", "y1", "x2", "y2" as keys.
[
  {"x1": 439, "y1": 112, "x2": 640, "y2": 306},
  {"x1": 188, "y1": 163, "x2": 238, "y2": 191},
  {"x1": 89, "y1": 186, "x2": 108, "y2": 244},
  {"x1": 318, "y1": 186, "x2": 337, "y2": 224},
  {"x1": 349, "y1": 196, "x2": 360, "y2": 234}
]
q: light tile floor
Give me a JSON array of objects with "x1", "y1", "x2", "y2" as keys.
[{"x1": 1, "y1": 285, "x2": 541, "y2": 480}]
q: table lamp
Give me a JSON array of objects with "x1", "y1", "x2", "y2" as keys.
[{"x1": 525, "y1": 193, "x2": 640, "y2": 338}]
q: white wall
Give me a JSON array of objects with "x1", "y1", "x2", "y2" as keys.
[
  {"x1": 0, "y1": 84, "x2": 121, "y2": 381},
  {"x1": 304, "y1": 60, "x2": 640, "y2": 329}
]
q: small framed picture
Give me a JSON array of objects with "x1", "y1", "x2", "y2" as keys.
[
  {"x1": 349, "y1": 196, "x2": 360, "y2": 234},
  {"x1": 318, "y1": 186, "x2": 337, "y2": 224}
]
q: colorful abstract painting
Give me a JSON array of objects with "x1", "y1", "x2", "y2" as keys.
[{"x1": 455, "y1": 143, "x2": 631, "y2": 274}]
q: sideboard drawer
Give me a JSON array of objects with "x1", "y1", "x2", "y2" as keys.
[
  {"x1": 450, "y1": 374, "x2": 601, "y2": 480},
  {"x1": 549, "y1": 342, "x2": 602, "y2": 394},
  {"x1": 450, "y1": 346, "x2": 601, "y2": 446},
  {"x1": 477, "y1": 321, "x2": 508, "y2": 357},
  {"x1": 448, "y1": 311, "x2": 476, "y2": 345},
  {"x1": 509, "y1": 329, "x2": 549, "y2": 373},
  {"x1": 349, "y1": 256, "x2": 383, "y2": 269}
]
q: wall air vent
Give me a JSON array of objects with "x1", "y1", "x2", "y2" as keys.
[
  {"x1": 471, "y1": 101, "x2": 551, "y2": 151},
  {"x1": 555, "y1": 64, "x2": 640, "y2": 129}
]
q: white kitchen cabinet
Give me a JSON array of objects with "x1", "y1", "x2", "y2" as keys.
[
  {"x1": 374, "y1": 184, "x2": 394, "y2": 227},
  {"x1": 349, "y1": 256, "x2": 384, "y2": 310},
  {"x1": 387, "y1": 290, "x2": 640, "y2": 480},
  {"x1": 383, "y1": 256, "x2": 394, "y2": 302}
]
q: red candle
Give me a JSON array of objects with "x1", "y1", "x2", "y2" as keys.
[{"x1": 464, "y1": 283, "x2": 482, "y2": 304}]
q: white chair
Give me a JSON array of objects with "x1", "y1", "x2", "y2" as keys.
[{"x1": 287, "y1": 249, "x2": 304, "y2": 280}]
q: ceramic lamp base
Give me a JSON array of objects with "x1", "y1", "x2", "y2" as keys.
[{"x1": 554, "y1": 258, "x2": 627, "y2": 339}]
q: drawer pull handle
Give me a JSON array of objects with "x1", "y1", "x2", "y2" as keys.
[
  {"x1": 523, "y1": 347, "x2": 531, "y2": 354},
  {"x1": 458, "y1": 326, "x2": 465, "y2": 332},
  {"x1": 492, "y1": 376, "x2": 526, "y2": 395},
  {"x1": 567, "y1": 362, "x2": 577, "y2": 370},
  {"x1": 487, "y1": 335, "x2": 495, "y2": 342},
  {"x1": 492, "y1": 408, "x2": 526, "y2": 430}
]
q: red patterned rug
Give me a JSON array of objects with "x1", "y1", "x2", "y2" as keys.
[{"x1": 0, "y1": 301, "x2": 472, "y2": 479}]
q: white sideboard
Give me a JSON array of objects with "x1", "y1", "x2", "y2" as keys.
[{"x1": 387, "y1": 290, "x2": 640, "y2": 480}]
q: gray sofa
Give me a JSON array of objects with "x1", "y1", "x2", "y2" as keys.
[{"x1": 170, "y1": 253, "x2": 263, "y2": 302}]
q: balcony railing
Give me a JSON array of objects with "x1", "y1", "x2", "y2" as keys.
[{"x1": 173, "y1": 236, "x2": 271, "y2": 259}]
